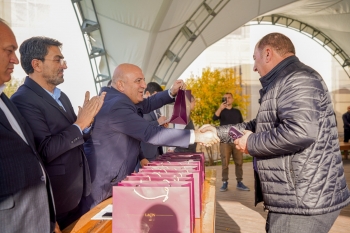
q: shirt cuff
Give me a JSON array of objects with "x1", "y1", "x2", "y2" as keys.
[
  {"x1": 73, "y1": 124, "x2": 83, "y2": 135},
  {"x1": 168, "y1": 89, "x2": 175, "y2": 98},
  {"x1": 189, "y1": 130, "x2": 195, "y2": 144}
]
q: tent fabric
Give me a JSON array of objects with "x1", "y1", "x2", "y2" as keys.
[{"x1": 77, "y1": 0, "x2": 350, "y2": 88}]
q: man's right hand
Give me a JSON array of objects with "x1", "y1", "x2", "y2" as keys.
[
  {"x1": 194, "y1": 127, "x2": 220, "y2": 146},
  {"x1": 219, "y1": 102, "x2": 227, "y2": 110},
  {"x1": 75, "y1": 91, "x2": 106, "y2": 130}
]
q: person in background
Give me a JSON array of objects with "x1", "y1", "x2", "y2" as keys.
[
  {"x1": 168, "y1": 94, "x2": 197, "y2": 153},
  {"x1": 137, "y1": 82, "x2": 168, "y2": 172},
  {"x1": 201, "y1": 32, "x2": 350, "y2": 232},
  {"x1": 11, "y1": 36, "x2": 105, "y2": 229},
  {"x1": 342, "y1": 105, "x2": 350, "y2": 142},
  {"x1": 213, "y1": 92, "x2": 249, "y2": 192},
  {"x1": 82, "y1": 63, "x2": 220, "y2": 211},
  {"x1": 0, "y1": 18, "x2": 58, "y2": 233},
  {"x1": 107, "y1": 80, "x2": 112, "y2": 87}
]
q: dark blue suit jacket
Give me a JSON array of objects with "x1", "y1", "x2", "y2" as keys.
[
  {"x1": 0, "y1": 92, "x2": 56, "y2": 232},
  {"x1": 140, "y1": 110, "x2": 163, "y2": 160},
  {"x1": 83, "y1": 87, "x2": 191, "y2": 210},
  {"x1": 11, "y1": 77, "x2": 91, "y2": 215}
]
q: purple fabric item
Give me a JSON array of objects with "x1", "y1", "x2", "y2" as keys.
[{"x1": 169, "y1": 90, "x2": 191, "y2": 125}]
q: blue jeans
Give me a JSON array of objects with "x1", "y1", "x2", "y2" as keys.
[{"x1": 266, "y1": 209, "x2": 340, "y2": 233}]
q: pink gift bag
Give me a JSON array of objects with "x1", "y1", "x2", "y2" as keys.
[
  {"x1": 168, "y1": 90, "x2": 191, "y2": 125},
  {"x1": 113, "y1": 182, "x2": 192, "y2": 233},
  {"x1": 138, "y1": 168, "x2": 202, "y2": 218},
  {"x1": 123, "y1": 176, "x2": 197, "y2": 219}
]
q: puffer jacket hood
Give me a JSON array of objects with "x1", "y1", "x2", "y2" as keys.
[{"x1": 217, "y1": 55, "x2": 350, "y2": 215}]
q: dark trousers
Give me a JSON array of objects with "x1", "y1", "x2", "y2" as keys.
[
  {"x1": 56, "y1": 199, "x2": 84, "y2": 230},
  {"x1": 344, "y1": 129, "x2": 350, "y2": 142},
  {"x1": 266, "y1": 210, "x2": 340, "y2": 233},
  {"x1": 220, "y1": 143, "x2": 243, "y2": 182}
]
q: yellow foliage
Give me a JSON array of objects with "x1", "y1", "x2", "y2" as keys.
[
  {"x1": 4, "y1": 77, "x2": 24, "y2": 98},
  {"x1": 186, "y1": 67, "x2": 249, "y2": 126}
]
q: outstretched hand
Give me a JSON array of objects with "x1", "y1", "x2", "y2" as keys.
[
  {"x1": 75, "y1": 91, "x2": 106, "y2": 130},
  {"x1": 194, "y1": 125, "x2": 220, "y2": 147}
]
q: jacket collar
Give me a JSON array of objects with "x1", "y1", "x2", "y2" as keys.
[
  {"x1": 258, "y1": 56, "x2": 299, "y2": 104},
  {"x1": 23, "y1": 77, "x2": 74, "y2": 122},
  {"x1": 259, "y1": 55, "x2": 299, "y2": 88}
]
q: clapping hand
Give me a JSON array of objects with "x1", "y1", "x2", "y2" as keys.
[{"x1": 75, "y1": 91, "x2": 106, "y2": 130}]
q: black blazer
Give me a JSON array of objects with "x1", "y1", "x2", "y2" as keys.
[
  {"x1": 11, "y1": 77, "x2": 91, "y2": 215},
  {"x1": 0, "y1": 92, "x2": 55, "y2": 233}
]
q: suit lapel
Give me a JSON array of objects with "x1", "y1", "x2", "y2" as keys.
[
  {"x1": 59, "y1": 94, "x2": 75, "y2": 123},
  {"x1": 0, "y1": 103, "x2": 13, "y2": 131},
  {"x1": 23, "y1": 77, "x2": 74, "y2": 123},
  {"x1": 0, "y1": 93, "x2": 37, "y2": 150},
  {"x1": 150, "y1": 111, "x2": 157, "y2": 121}
]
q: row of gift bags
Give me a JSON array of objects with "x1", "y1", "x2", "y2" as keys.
[{"x1": 112, "y1": 152, "x2": 205, "y2": 233}]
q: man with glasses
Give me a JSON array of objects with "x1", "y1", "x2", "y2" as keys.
[{"x1": 11, "y1": 36, "x2": 106, "y2": 230}]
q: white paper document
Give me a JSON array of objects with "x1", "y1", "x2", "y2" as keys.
[{"x1": 91, "y1": 204, "x2": 113, "y2": 220}]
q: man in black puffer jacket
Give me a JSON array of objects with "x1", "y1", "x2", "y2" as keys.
[{"x1": 201, "y1": 33, "x2": 350, "y2": 232}]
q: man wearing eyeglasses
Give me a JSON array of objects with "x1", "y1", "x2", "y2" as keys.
[{"x1": 11, "y1": 36, "x2": 106, "y2": 230}]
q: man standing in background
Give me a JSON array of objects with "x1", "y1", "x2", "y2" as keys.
[
  {"x1": 213, "y1": 92, "x2": 250, "y2": 192},
  {"x1": 343, "y1": 106, "x2": 350, "y2": 142},
  {"x1": 138, "y1": 82, "x2": 167, "y2": 171}
]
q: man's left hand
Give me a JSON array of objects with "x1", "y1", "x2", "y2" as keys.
[
  {"x1": 140, "y1": 158, "x2": 150, "y2": 167},
  {"x1": 234, "y1": 130, "x2": 253, "y2": 154},
  {"x1": 170, "y1": 80, "x2": 186, "y2": 97}
]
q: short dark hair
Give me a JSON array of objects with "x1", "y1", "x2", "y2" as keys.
[
  {"x1": 224, "y1": 92, "x2": 233, "y2": 97},
  {"x1": 257, "y1": 33, "x2": 295, "y2": 56},
  {"x1": 145, "y1": 82, "x2": 163, "y2": 95},
  {"x1": 19, "y1": 36, "x2": 62, "y2": 74}
]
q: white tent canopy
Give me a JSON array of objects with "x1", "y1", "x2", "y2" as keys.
[{"x1": 72, "y1": 0, "x2": 350, "y2": 90}]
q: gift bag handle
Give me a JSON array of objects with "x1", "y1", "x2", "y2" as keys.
[
  {"x1": 133, "y1": 187, "x2": 169, "y2": 202},
  {"x1": 152, "y1": 172, "x2": 161, "y2": 177}
]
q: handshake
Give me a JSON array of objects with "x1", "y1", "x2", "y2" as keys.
[
  {"x1": 193, "y1": 124, "x2": 220, "y2": 147},
  {"x1": 193, "y1": 124, "x2": 253, "y2": 153}
]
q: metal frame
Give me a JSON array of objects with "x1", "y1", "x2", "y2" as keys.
[
  {"x1": 71, "y1": 0, "x2": 111, "y2": 94},
  {"x1": 247, "y1": 14, "x2": 350, "y2": 78},
  {"x1": 151, "y1": 0, "x2": 231, "y2": 86}
]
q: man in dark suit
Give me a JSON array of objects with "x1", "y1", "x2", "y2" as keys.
[
  {"x1": 0, "y1": 19, "x2": 57, "y2": 233},
  {"x1": 11, "y1": 36, "x2": 105, "y2": 229},
  {"x1": 82, "y1": 63, "x2": 219, "y2": 211},
  {"x1": 137, "y1": 82, "x2": 167, "y2": 171}
]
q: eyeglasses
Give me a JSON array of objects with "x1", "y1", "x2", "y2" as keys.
[{"x1": 42, "y1": 58, "x2": 67, "y2": 66}]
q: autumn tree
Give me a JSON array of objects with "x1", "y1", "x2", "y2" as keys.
[
  {"x1": 4, "y1": 77, "x2": 24, "y2": 98},
  {"x1": 186, "y1": 67, "x2": 249, "y2": 165}
]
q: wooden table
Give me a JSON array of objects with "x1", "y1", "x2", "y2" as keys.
[
  {"x1": 340, "y1": 142, "x2": 350, "y2": 160},
  {"x1": 63, "y1": 169, "x2": 217, "y2": 233}
]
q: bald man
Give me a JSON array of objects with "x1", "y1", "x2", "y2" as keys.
[
  {"x1": 82, "y1": 63, "x2": 219, "y2": 211},
  {"x1": 0, "y1": 19, "x2": 56, "y2": 233}
]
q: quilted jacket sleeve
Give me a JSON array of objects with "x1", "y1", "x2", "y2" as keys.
[{"x1": 247, "y1": 70, "x2": 322, "y2": 157}]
